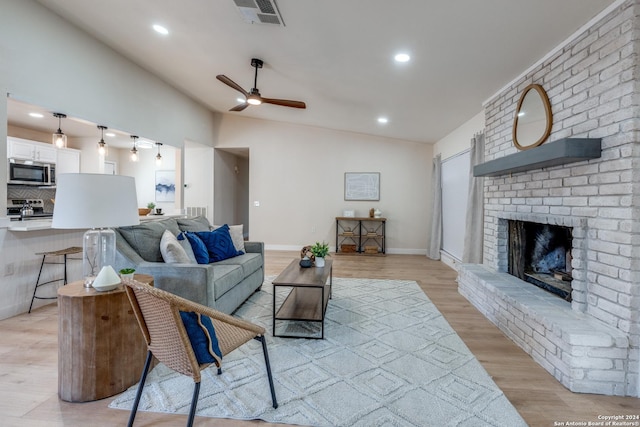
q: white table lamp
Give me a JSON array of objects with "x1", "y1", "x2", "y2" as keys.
[{"x1": 52, "y1": 173, "x2": 139, "y2": 286}]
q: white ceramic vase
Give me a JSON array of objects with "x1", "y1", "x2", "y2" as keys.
[{"x1": 314, "y1": 257, "x2": 325, "y2": 268}]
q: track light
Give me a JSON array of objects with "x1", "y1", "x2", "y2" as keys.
[
  {"x1": 97, "y1": 125, "x2": 108, "y2": 156},
  {"x1": 52, "y1": 113, "x2": 67, "y2": 148},
  {"x1": 130, "y1": 135, "x2": 139, "y2": 162}
]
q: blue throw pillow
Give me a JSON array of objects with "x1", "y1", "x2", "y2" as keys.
[
  {"x1": 179, "y1": 311, "x2": 223, "y2": 366},
  {"x1": 195, "y1": 225, "x2": 244, "y2": 262},
  {"x1": 178, "y1": 232, "x2": 209, "y2": 264}
]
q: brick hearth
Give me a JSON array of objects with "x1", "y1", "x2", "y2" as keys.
[{"x1": 458, "y1": 0, "x2": 639, "y2": 397}]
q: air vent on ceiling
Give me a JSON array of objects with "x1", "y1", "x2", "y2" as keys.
[{"x1": 232, "y1": 0, "x2": 285, "y2": 26}]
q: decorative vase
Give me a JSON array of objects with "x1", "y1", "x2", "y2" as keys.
[
  {"x1": 299, "y1": 257, "x2": 312, "y2": 268},
  {"x1": 315, "y1": 257, "x2": 325, "y2": 268},
  {"x1": 120, "y1": 272, "x2": 135, "y2": 282}
]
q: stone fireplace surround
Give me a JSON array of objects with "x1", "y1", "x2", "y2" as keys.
[
  {"x1": 457, "y1": 0, "x2": 639, "y2": 397},
  {"x1": 459, "y1": 212, "x2": 629, "y2": 396}
]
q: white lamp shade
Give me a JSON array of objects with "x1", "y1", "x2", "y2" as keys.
[{"x1": 52, "y1": 173, "x2": 140, "y2": 229}]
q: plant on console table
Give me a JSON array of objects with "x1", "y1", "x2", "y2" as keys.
[{"x1": 310, "y1": 241, "x2": 330, "y2": 268}]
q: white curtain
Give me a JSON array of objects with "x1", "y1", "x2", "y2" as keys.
[
  {"x1": 427, "y1": 154, "x2": 442, "y2": 260},
  {"x1": 462, "y1": 132, "x2": 485, "y2": 263}
]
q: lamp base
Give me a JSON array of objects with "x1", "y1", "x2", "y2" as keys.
[{"x1": 83, "y1": 228, "x2": 116, "y2": 286}]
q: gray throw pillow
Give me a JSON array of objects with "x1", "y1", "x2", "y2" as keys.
[
  {"x1": 160, "y1": 230, "x2": 194, "y2": 263},
  {"x1": 177, "y1": 215, "x2": 211, "y2": 232},
  {"x1": 118, "y1": 218, "x2": 181, "y2": 262}
]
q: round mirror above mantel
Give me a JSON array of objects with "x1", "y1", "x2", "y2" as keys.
[{"x1": 513, "y1": 83, "x2": 553, "y2": 150}]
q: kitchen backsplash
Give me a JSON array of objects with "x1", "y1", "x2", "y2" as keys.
[{"x1": 7, "y1": 186, "x2": 56, "y2": 213}]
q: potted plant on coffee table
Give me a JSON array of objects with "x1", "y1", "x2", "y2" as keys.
[{"x1": 310, "y1": 241, "x2": 330, "y2": 267}]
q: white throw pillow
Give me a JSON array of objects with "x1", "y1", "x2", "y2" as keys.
[
  {"x1": 160, "y1": 230, "x2": 194, "y2": 263},
  {"x1": 213, "y1": 224, "x2": 245, "y2": 253}
]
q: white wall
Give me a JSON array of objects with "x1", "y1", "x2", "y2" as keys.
[
  {"x1": 433, "y1": 111, "x2": 484, "y2": 160},
  {"x1": 0, "y1": 0, "x2": 217, "y2": 319},
  {"x1": 215, "y1": 115, "x2": 433, "y2": 253}
]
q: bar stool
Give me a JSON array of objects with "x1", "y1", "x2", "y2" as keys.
[{"x1": 29, "y1": 246, "x2": 82, "y2": 313}]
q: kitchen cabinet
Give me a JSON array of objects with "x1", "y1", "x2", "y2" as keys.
[
  {"x1": 56, "y1": 148, "x2": 81, "y2": 174},
  {"x1": 8, "y1": 137, "x2": 57, "y2": 163}
]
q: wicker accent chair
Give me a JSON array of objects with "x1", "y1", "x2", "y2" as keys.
[{"x1": 124, "y1": 279, "x2": 277, "y2": 427}]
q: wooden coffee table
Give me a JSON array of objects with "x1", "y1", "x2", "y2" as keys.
[{"x1": 272, "y1": 258, "x2": 333, "y2": 339}]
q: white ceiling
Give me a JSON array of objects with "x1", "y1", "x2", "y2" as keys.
[{"x1": 13, "y1": 0, "x2": 616, "y2": 145}]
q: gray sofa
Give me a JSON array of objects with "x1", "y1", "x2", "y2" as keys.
[{"x1": 114, "y1": 216, "x2": 264, "y2": 315}]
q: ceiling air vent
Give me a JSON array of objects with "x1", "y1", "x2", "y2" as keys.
[{"x1": 232, "y1": 0, "x2": 285, "y2": 26}]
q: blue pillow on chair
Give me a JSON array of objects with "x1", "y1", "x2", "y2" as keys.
[
  {"x1": 195, "y1": 225, "x2": 244, "y2": 262},
  {"x1": 179, "y1": 311, "x2": 223, "y2": 366},
  {"x1": 178, "y1": 232, "x2": 209, "y2": 264}
]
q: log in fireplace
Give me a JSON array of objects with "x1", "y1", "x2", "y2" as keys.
[{"x1": 507, "y1": 220, "x2": 573, "y2": 301}]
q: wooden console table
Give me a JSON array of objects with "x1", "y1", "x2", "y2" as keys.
[
  {"x1": 57, "y1": 274, "x2": 153, "y2": 402},
  {"x1": 335, "y1": 217, "x2": 386, "y2": 255}
]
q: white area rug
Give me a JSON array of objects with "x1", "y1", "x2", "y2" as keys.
[{"x1": 110, "y1": 277, "x2": 527, "y2": 426}]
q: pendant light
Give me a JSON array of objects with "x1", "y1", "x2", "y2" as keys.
[
  {"x1": 155, "y1": 142, "x2": 163, "y2": 166},
  {"x1": 97, "y1": 125, "x2": 108, "y2": 156},
  {"x1": 52, "y1": 113, "x2": 67, "y2": 148},
  {"x1": 130, "y1": 135, "x2": 139, "y2": 162}
]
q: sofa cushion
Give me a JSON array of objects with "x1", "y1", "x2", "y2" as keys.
[
  {"x1": 118, "y1": 218, "x2": 181, "y2": 262},
  {"x1": 213, "y1": 224, "x2": 245, "y2": 253},
  {"x1": 160, "y1": 230, "x2": 193, "y2": 264},
  {"x1": 178, "y1": 233, "x2": 198, "y2": 263},
  {"x1": 195, "y1": 225, "x2": 243, "y2": 262},
  {"x1": 212, "y1": 264, "x2": 245, "y2": 299},
  {"x1": 179, "y1": 311, "x2": 222, "y2": 366},
  {"x1": 180, "y1": 232, "x2": 209, "y2": 264},
  {"x1": 213, "y1": 252, "x2": 262, "y2": 278},
  {"x1": 177, "y1": 216, "x2": 211, "y2": 232}
]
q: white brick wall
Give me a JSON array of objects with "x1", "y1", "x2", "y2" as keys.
[{"x1": 461, "y1": 0, "x2": 640, "y2": 397}]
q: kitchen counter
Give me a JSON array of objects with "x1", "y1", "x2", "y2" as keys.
[
  {"x1": 7, "y1": 219, "x2": 55, "y2": 231},
  {"x1": 5, "y1": 214, "x2": 187, "y2": 231}
]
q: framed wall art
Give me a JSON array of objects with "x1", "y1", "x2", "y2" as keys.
[
  {"x1": 344, "y1": 172, "x2": 380, "y2": 201},
  {"x1": 155, "y1": 170, "x2": 176, "y2": 202}
]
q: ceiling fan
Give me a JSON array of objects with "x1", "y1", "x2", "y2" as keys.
[{"x1": 216, "y1": 58, "x2": 306, "y2": 112}]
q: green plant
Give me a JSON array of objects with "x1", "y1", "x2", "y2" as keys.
[
  {"x1": 147, "y1": 202, "x2": 156, "y2": 210},
  {"x1": 119, "y1": 268, "x2": 135, "y2": 275},
  {"x1": 310, "y1": 241, "x2": 330, "y2": 258}
]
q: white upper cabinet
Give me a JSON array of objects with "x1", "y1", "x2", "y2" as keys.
[
  {"x1": 7, "y1": 137, "x2": 57, "y2": 163},
  {"x1": 56, "y1": 148, "x2": 81, "y2": 174}
]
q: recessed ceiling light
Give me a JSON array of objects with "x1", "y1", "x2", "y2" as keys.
[
  {"x1": 394, "y1": 53, "x2": 411, "y2": 63},
  {"x1": 153, "y1": 24, "x2": 169, "y2": 35},
  {"x1": 377, "y1": 117, "x2": 389, "y2": 124},
  {"x1": 29, "y1": 112, "x2": 44, "y2": 118},
  {"x1": 105, "y1": 132, "x2": 116, "y2": 137}
]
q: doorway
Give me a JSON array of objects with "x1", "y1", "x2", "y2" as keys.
[{"x1": 214, "y1": 148, "x2": 249, "y2": 238}]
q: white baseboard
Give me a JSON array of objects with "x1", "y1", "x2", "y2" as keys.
[
  {"x1": 439, "y1": 250, "x2": 461, "y2": 271},
  {"x1": 265, "y1": 245, "x2": 427, "y2": 255}
]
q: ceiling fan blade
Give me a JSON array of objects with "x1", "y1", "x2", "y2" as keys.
[
  {"x1": 261, "y1": 97, "x2": 307, "y2": 109},
  {"x1": 229, "y1": 103, "x2": 249, "y2": 112},
  {"x1": 216, "y1": 75, "x2": 248, "y2": 97}
]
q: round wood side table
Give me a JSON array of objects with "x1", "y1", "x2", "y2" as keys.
[{"x1": 57, "y1": 274, "x2": 153, "y2": 402}]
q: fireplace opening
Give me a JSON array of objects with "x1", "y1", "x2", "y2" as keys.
[{"x1": 508, "y1": 221, "x2": 573, "y2": 301}]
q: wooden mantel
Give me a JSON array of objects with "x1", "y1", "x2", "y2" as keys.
[{"x1": 473, "y1": 138, "x2": 602, "y2": 177}]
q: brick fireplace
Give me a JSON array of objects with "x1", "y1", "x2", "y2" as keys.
[{"x1": 458, "y1": 0, "x2": 639, "y2": 397}]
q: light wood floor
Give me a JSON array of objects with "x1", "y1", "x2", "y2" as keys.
[{"x1": 1, "y1": 252, "x2": 637, "y2": 426}]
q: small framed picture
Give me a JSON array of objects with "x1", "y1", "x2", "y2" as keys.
[
  {"x1": 344, "y1": 172, "x2": 380, "y2": 201},
  {"x1": 343, "y1": 210, "x2": 355, "y2": 217}
]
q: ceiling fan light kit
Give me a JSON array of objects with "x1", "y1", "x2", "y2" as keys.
[{"x1": 216, "y1": 57, "x2": 306, "y2": 112}]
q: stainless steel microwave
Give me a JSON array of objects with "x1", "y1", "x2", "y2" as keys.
[{"x1": 7, "y1": 158, "x2": 55, "y2": 186}]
